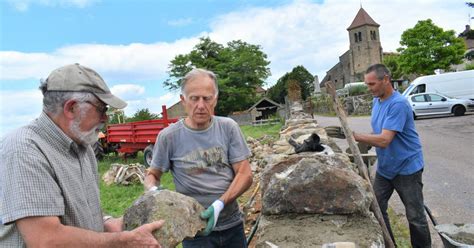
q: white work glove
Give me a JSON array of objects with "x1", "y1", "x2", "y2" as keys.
[
  {"x1": 200, "y1": 199, "x2": 224, "y2": 236},
  {"x1": 148, "y1": 185, "x2": 165, "y2": 191}
]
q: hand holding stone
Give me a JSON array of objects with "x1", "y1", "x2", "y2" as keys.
[{"x1": 199, "y1": 199, "x2": 224, "y2": 236}]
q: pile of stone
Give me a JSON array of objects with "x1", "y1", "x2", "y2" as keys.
[
  {"x1": 247, "y1": 135, "x2": 275, "y2": 175},
  {"x1": 102, "y1": 163, "x2": 146, "y2": 185},
  {"x1": 249, "y1": 101, "x2": 383, "y2": 247}
]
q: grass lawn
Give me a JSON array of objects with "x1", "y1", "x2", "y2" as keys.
[
  {"x1": 98, "y1": 154, "x2": 175, "y2": 217},
  {"x1": 240, "y1": 122, "x2": 282, "y2": 139},
  {"x1": 388, "y1": 208, "x2": 411, "y2": 247}
]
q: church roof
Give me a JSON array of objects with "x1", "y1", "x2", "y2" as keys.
[{"x1": 347, "y1": 7, "x2": 379, "y2": 30}]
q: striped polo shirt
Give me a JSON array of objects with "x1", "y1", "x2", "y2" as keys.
[{"x1": 0, "y1": 112, "x2": 103, "y2": 247}]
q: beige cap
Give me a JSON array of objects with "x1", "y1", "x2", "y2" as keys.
[{"x1": 45, "y1": 63, "x2": 127, "y2": 109}]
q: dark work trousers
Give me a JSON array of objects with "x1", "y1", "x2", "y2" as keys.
[
  {"x1": 374, "y1": 170, "x2": 431, "y2": 248},
  {"x1": 182, "y1": 222, "x2": 247, "y2": 248}
]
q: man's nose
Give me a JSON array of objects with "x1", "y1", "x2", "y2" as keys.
[{"x1": 196, "y1": 98, "x2": 206, "y2": 108}]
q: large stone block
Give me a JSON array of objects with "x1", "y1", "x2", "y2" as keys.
[
  {"x1": 254, "y1": 214, "x2": 383, "y2": 247},
  {"x1": 123, "y1": 190, "x2": 206, "y2": 248},
  {"x1": 261, "y1": 155, "x2": 372, "y2": 215}
]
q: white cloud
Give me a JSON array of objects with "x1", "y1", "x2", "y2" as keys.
[
  {"x1": 1, "y1": 0, "x2": 470, "y2": 134},
  {"x1": 0, "y1": 90, "x2": 43, "y2": 137},
  {"x1": 6, "y1": 0, "x2": 98, "y2": 11},
  {"x1": 1, "y1": 0, "x2": 468, "y2": 83},
  {"x1": 168, "y1": 18, "x2": 194, "y2": 27},
  {"x1": 124, "y1": 92, "x2": 181, "y2": 117},
  {"x1": 110, "y1": 84, "x2": 145, "y2": 101},
  {"x1": 208, "y1": 0, "x2": 468, "y2": 81},
  {"x1": 0, "y1": 38, "x2": 199, "y2": 82}
]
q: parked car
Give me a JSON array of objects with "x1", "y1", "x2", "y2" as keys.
[
  {"x1": 408, "y1": 92, "x2": 474, "y2": 119},
  {"x1": 402, "y1": 70, "x2": 474, "y2": 100}
]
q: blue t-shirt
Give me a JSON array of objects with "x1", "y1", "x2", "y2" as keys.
[{"x1": 371, "y1": 91, "x2": 424, "y2": 179}]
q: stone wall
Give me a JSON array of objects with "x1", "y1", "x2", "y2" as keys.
[
  {"x1": 229, "y1": 112, "x2": 253, "y2": 125},
  {"x1": 249, "y1": 101, "x2": 383, "y2": 247}
]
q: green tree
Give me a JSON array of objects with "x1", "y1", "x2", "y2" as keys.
[
  {"x1": 107, "y1": 110, "x2": 126, "y2": 124},
  {"x1": 126, "y1": 108, "x2": 159, "y2": 122},
  {"x1": 164, "y1": 37, "x2": 271, "y2": 115},
  {"x1": 396, "y1": 19, "x2": 466, "y2": 75},
  {"x1": 383, "y1": 53, "x2": 404, "y2": 80},
  {"x1": 267, "y1": 65, "x2": 314, "y2": 103}
]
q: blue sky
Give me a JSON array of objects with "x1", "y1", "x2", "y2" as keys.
[{"x1": 1, "y1": 0, "x2": 471, "y2": 136}]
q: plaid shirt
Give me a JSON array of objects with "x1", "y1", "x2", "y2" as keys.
[{"x1": 0, "y1": 112, "x2": 103, "y2": 247}]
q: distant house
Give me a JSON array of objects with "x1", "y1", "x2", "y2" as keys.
[
  {"x1": 166, "y1": 101, "x2": 186, "y2": 119},
  {"x1": 255, "y1": 86, "x2": 267, "y2": 97},
  {"x1": 247, "y1": 97, "x2": 284, "y2": 122},
  {"x1": 459, "y1": 25, "x2": 474, "y2": 52},
  {"x1": 228, "y1": 97, "x2": 284, "y2": 125}
]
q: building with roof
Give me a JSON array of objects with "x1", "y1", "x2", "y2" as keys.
[
  {"x1": 321, "y1": 7, "x2": 383, "y2": 90},
  {"x1": 228, "y1": 97, "x2": 285, "y2": 125},
  {"x1": 166, "y1": 101, "x2": 186, "y2": 119}
]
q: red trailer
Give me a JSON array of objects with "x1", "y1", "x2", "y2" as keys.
[{"x1": 99, "y1": 105, "x2": 179, "y2": 167}]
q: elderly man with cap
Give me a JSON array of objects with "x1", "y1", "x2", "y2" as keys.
[{"x1": 0, "y1": 64, "x2": 164, "y2": 247}]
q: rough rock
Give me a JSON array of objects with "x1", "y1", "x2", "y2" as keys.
[
  {"x1": 123, "y1": 190, "x2": 206, "y2": 248},
  {"x1": 254, "y1": 214, "x2": 383, "y2": 247},
  {"x1": 284, "y1": 118, "x2": 317, "y2": 127},
  {"x1": 261, "y1": 155, "x2": 372, "y2": 215}
]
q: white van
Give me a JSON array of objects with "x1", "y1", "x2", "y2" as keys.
[{"x1": 402, "y1": 70, "x2": 474, "y2": 100}]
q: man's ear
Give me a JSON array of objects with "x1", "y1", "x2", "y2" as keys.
[
  {"x1": 63, "y1": 99, "x2": 77, "y2": 119},
  {"x1": 384, "y1": 75, "x2": 391, "y2": 85},
  {"x1": 180, "y1": 94, "x2": 185, "y2": 105}
]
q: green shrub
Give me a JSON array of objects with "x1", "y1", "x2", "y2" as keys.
[
  {"x1": 348, "y1": 85, "x2": 368, "y2": 96},
  {"x1": 465, "y1": 63, "x2": 474, "y2": 70}
]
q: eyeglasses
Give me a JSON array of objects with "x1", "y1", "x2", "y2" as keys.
[{"x1": 84, "y1": 101, "x2": 108, "y2": 115}]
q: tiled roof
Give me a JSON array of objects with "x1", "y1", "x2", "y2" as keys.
[{"x1": 347, "y1": 7, "x2": 379, "y2": 30}]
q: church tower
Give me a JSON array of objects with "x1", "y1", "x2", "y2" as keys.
[{"x1": 347, "y1": 7, "x2": 383, "y2": 82}]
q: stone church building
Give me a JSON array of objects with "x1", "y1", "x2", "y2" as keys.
[{"x1": 321, "y1": 7, "x2": 383, "y2": 89}]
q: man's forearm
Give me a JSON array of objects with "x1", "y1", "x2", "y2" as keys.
[
  {"x1": 220, "y1": 160, "x2": 253, "y2": 205},
  {"x1": 144, "y1": 174, "x2": 160, "y2": 190},
  {"x1": 144, "y1": 168, "x2": 163, "y2": 190},
  {"x1": 17, "y1": 216, "x2": 162, "y2": 247},
  {"x1": 354, "y1": 131, "x2": 394, "y2": 148}
]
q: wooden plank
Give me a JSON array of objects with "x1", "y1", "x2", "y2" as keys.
[{"x1": 325, "y1": 81, "x2": 395, "y2": 248}]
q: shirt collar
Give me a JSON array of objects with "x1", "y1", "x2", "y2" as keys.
[{"x1": 37, "y1": 111, "x2": 79, "y2": 151}]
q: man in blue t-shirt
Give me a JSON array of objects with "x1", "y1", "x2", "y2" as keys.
[{"x1": 354, "y1": 64, "x2": 431, "y2": 247}]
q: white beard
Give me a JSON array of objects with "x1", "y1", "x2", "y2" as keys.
[{"x1": 69, "y1": 108, "x2": 103, "y2": 145}]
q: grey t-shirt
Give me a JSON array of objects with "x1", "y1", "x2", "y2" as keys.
[{"x1": 151, "y1": 116, "x2": 251, "y2": 231}]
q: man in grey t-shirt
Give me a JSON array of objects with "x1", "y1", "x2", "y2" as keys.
[{"x1": 144, "y1": 68, "x2": 253, "y2": 248}]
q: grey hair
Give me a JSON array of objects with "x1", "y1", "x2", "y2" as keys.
[
  {"x1": 39, "y1": 79, "x2": 97, "y2": 116},
  {"x1": 181, "y1": 68, "x2": 218, "y2": 97},
  {"x1": 366, "y1": 64, "x2": 391, "y2": 81}
]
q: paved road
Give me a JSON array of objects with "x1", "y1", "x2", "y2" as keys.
[{"x1": 315, "y1": 113, "x2": 474, "y2": 244}]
